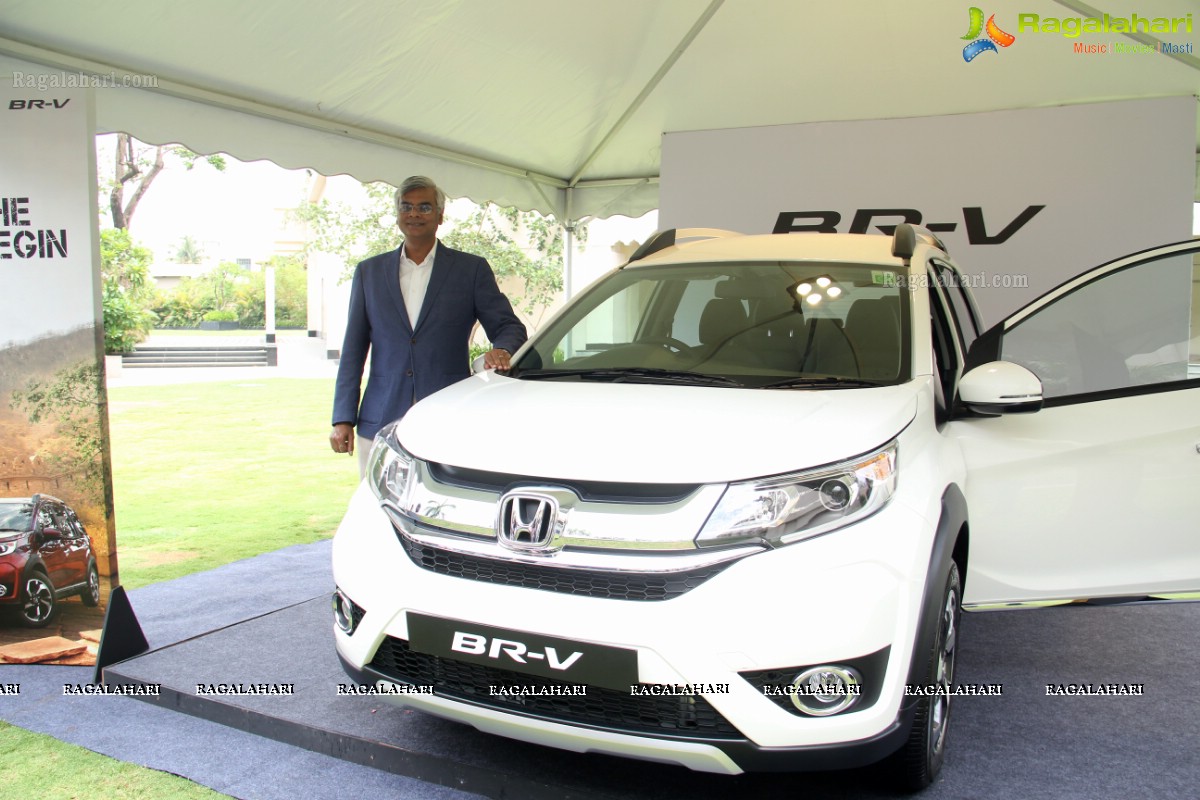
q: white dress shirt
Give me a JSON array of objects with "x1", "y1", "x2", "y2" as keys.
[{"x1": 398, "y1": 243, "x2": 436, "y2": 327}]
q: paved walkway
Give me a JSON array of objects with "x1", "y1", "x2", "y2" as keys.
[{"x1": 106, "y1": 332, "x2": 339, "y2": 387}]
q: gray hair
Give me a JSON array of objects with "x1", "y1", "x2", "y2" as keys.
[{"x1": 395, "y1": 176, "x2": 446, "y2": 214}]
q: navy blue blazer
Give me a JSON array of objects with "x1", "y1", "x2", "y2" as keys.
[{"x1": 332, "y1": 242, "x2": 527, "y2": 440}]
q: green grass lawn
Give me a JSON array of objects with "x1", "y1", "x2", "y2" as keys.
[
  {"x1": 107, "y1": 377, "x2": 360, "y2": 589},
  {"x1": 0, "y1": 721, "x2": 231, "y2": 799}
]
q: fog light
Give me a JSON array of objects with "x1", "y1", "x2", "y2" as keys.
[
  {"x1": 789, "y1": 666, "x2": 862, "y2": 716},
  {"x1": 333, "y1": 589, "x2": 361, "y2": 635},
  {"x1": 0, "y1": 584, "x2": 7, "y2": 597}
]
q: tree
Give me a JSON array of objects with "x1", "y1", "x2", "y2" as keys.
[
  {"x1": 231, "y1": 256, "x2": 308, "y2": 328},
  {"x1": 10, "y1": 361, "x2": 106, "y2": 499},
  {"x1": 441, "y1": 206, "x2": 565, "y2": 318},
  {"x1": 175, "y1": 235, "x2": 204, "y2": 263},
  {"x1": 193, "y1": 261, "x2": 244, "y2": 314},
  {"x1": 291, "y1": 181, "x2": 402, "y2": 279},
  {"x1": 99, "y1": 229, "x2": 157, "y2": 354},
  {"x1": 106, "y1": 132, "x2": 227, "y2": 230},
  {"x1": 293, "y1": 182, "x2": 578, "y2": 326},
  {"x1": 151, "y1": 285, "x2": 205, "y2": 328},
  {"x1": 151, "y1": 257, "x2": 307, "y2": 329}
]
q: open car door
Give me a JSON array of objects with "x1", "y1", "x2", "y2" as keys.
[{"x1": 950, "y1": 239, "x2": 1200, "y2": 608}]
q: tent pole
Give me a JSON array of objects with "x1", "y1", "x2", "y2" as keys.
[
  {"x1": 568, "y1": 0, "x2": 725, "y2": 188},
  {"x1": 564, "y1": 187, "x2": 575, "y2": 302}
]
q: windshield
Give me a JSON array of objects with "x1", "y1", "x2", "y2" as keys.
[
  {"x1": 513, "y1": 261, "x2": 910, "y2": 387},
  {"x1": 0, "y1": 501, "x2": 34, "y2": 532}
]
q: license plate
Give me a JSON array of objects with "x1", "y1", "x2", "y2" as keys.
[{"x1": 407, "y1": 612, "x2": 638, "y2": 692}]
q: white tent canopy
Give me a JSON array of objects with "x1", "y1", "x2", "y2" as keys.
[{"x1": 2, "y1": 0, "x2": 1199, "y2": 220}]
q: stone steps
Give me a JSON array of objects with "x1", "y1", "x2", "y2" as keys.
[{"x1": 122, "y1": 345, "x2": 277, "y2": 368}]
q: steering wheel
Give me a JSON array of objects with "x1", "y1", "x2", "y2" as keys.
[{"x1": 641, "y1": 336, "x2": 692, "y2": 354}]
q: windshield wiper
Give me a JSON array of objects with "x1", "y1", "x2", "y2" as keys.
[
  {"x1": 514, "y1": 367, "x2": 603, "y2": 379},
  {"x1": 515, "y1": 367, "x2": 743, "y2": 387},
  {"x1": 759, "y1": 376, "x2": 884, "y2": 390}
]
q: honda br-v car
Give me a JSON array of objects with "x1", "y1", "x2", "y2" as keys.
[
  {"x1": 0, "y1": 494, "x2": 101, "y2": 627},
  {"x1": 332, "y1": 225, "x2": 1199, "y2": 789}
]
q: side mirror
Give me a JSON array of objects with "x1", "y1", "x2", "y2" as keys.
[
  {"x1": 471, "y1": 354, "x2": 488, "y2": 374},
  {"x1": 40, "y1": 527, "x2": 63, "y2": 541},
  {"x1": 959, "y1": 361, "x2": 1043, "y2": 416}
]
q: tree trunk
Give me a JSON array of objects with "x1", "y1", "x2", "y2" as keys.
[{"x1": 109, "y1": 132, "x2": 165, "y2": 230}]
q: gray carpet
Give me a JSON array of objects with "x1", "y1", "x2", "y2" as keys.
[{"x1": 2, "y1": 539, "x2": 1198, "y2": 799}]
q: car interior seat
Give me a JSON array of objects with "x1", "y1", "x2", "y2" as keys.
[
  {"x1": 843, "y1": 297, "x2": 901, "y2": 381},
  {"x1": 801, "y1": 317, "x2": 859, "y2": 376}
]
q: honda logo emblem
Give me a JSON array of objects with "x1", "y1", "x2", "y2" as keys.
[{"x1": 497, "y1": 490, "x2": 567, "y2": 553}]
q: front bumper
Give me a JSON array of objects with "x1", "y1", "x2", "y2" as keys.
[
  {"x1": 0, "y1": 561, "x2": 20, "y2": 603},
  {"x1": 336, "y1": 650, "x2": 912, "y2": 774},
  {"x1": 332, "y1": 481, "x2": 933, "y2": 773}
]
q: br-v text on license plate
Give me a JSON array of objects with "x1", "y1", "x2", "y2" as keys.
[{"x1": 407, "y1": 613, "x2": 638, "y2": 692}]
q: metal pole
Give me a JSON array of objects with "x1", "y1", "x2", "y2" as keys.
[
  {"x1": 265, "y1": 265, "x2": 276, "y2": 343},
  {"x1": 564, "y1": 186, "x2": 574, "y2": 301}
]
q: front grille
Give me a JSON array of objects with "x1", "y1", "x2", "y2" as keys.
[
  {"x1": 369, "y1": 636, "x2": 742, "y2": 740},
  {"x1": 399, "y1": 536, "x2": 732, "y2": 601},
  {"x1": 427, "y1": 461, "x2": 699, "y2": 503}
]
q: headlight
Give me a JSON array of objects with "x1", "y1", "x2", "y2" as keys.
[
  {"x1": 696, "y1": 442, "x2": 897, "y2": 548},
  {"x1": 0, "y1": 541, "x2": 16, "y2": 556},
  {"x1": 366, "y1": 420, "x2": 416, "y2": 507}
]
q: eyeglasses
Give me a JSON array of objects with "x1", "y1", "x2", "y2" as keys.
[{"x1": 399, "y1": 202, "x2": 436, "y2": 215}]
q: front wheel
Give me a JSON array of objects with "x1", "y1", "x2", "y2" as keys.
[
  {"x1": 20, "y1": 572, "x2": 58, "y2": 628},
  {"x1": 892, "y1": 559, "x2": 961, "y2": 790},
  {"x1": 81, "y1": 561, "x2": 101, "y2": 607}
]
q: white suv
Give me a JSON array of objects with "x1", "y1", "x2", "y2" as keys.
[{"x1": 331, "y1": 226, "x2": 1199, "y2": 789}]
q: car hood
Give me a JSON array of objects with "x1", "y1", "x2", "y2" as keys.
[{"x1": 397, "y1": 372, "x2": 918, "y2": 485}]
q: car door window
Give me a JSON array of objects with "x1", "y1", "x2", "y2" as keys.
[
  {"x1": 554, "y1": 278, "x2": 658, "y2": 362},
  {"x1": 65, "y1": 508, "x2": 88, "y2": 539},
  {"x1": 1000, "y1": 248, "x2": 1200, "y2": 399},
  {"x1": 48, "y1": 507, "x2": 70, "y2": 535}
]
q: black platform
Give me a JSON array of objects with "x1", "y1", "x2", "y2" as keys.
[{"x1": 102, "y1": 593, "x2": 1200, "y2": 800}]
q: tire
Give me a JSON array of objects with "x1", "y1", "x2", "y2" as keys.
[
  {"x1": 892, "y1": 559, "x2": 961, "y2": 791},
  {"x1": 81, "y1": 561, "x2": 101, "y2": 607},
  {"x1": 20, "y1": 572, "x2": 58, "y2": 628}
]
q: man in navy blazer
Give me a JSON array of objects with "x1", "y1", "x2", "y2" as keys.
[{"x1": 329, "y1": 176, "x2": 527, "y2": 471}]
